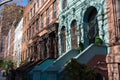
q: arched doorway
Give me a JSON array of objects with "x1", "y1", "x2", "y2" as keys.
[
  {"x1": 83, "y1": 6, "x2": 99, "y2": 47},
  {"x1": 71, "y1": 20, "x2": 78, "y2": 49},
  {"x1": 61, "y1": 26, "x2": 66, "y2": 53}
]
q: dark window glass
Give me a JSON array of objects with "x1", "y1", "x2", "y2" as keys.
[
  {"x1": 41, "y1": 14, "x2": 44, "y2": 28},
  {"x1": 42, "y1": 0, "x2": 44, "y2": 3},
  {"x1": 62, "y1": 0, "x2": 67, "y2": 9},
  {"x1": 46, "y1": 9, "x2": 50, "y2": 24},
  {"x1": 71, "y1": 20, "x2": 78, "y2": 49},
  {"x1": 34, "y1": 3, "x2": 36, "y2": 14},
  {"x1": 61, "y1": 26, "x2": 66, "y2": 53},
  {"x1": 36, "y1": 19, "x2": 39, "y2": 33},
  {"x1": 53, "y1": 1, "x2": 57, "y2": 18},
  {"x1": 30, "y1": 8, "x2": 32, "y2": 19},
  {"x1": 37, "y1": 0, "x2": 40, "y2": 8},
  {"x1": 118, "y1": 0, "x2": 120, "y2": 17}
]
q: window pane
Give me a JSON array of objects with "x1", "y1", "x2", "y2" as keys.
[
  {"x1": 118, "y1": 0, "x2": 120, "y2": 17},
  {"x1": 53, "y1": 1, "x2": 57, "y2": 18},
  {"x1": 41, "y1": 14, "x2": 44, "y2": 28},
  {"x1": 34, "y1": 4, "x2": 36, "y2": 14},
  {"x1": 37, "y1": 0, "x2": 40, "y2": 8},
  {"x1": 62, "y1": 0, "x2": 67, "y2": 9},
  {"x1": 42, "y1": 0, "x2": 44, "y2": 3},
  {"x1": 47, "y1": 9, "x2": 50, "y2": 24}
]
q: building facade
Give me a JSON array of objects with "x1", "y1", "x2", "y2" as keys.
[
  {"x1": 4, "y1": 26, "x2": 15, "y2": 61},
  {"x1": 58, "y1": 0, "x2": 109, "y2": 79},
  {"x1": 22, "y1": 0, "x2": 59, "y2": 62},
  {"x1": 27, "y1": 0, "x2": 109, "y2": 80},
  {"x1": 0, "y1": 36, "x2": 6, "y2": 60},
  {"x1": 2, "y1": 0, "x2": 120, "y2": 80},
  {"x1": 106, "y1": 0, "x2": 120, "y2": 80},
  {"x1": 4, "y1": 29, "x2": 11, "y2": 60},
  {"x1": 13, "y1": 18, "x2": 23, "y2": 67},
  {"x1": 0, "y1": 4, "x2": 24, "y2": 61},
  {"x1": 58, "y1": 0, "x2": 120, "y2": 80},
  {"x1": 59, "y1": 0, "x2": 109, "y2": 55}
]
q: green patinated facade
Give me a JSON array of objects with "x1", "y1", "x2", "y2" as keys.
[{"x1": 58, "y1": 0, "x2": 110, "y2": 55}]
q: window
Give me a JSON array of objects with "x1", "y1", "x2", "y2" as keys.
[
  {"x1": 27, "y1": 29, "x2": 29, "y2": 40},
  {"x1": 71, "y1": 20, "x2": 78, "y2": 49},
  {"x1": 30, "y1": 26, "x2": 32, "y2": 39},
  {"x1": 36, "y1": 19, "x2": 39, "y2": 33},
  {"x1": 28, "y1": 28, "x2": 30, "y2": 40},
  {"x1": 32, "y1": 23, "x2": 35, "y2": 35},
  {"x1": 30, "y1": 8, "x2": 32, "y2": 19},
  {"x1": 118, "y1": 0, "x2": 120, "y2": 17},
  {"x1": 31, "y1": 25, "x2": 34, "y2": 37},
  {"x1": 41, "y1": 0, "x2": 44, "y2": 3},
  {"x1": 24, "y1": 31, "x2": 26, "y2": 41},
  {"x1": 61, "y1": 26, "x2": 66, "y2": 53},
  {"x1": 53, "y1": 1, "x2": 57, "y2": 18},
  {"x1": 24, "y1": 17, "x2": 26, "y2": 24},
  {"x1": 119, "y1": 64, "x2": 120, "y2": 80},
  {"x1": 34, "y1": 3, "x2": 36, "y2": 14},
  {"x1": 41, "y1": 14, "x2": 44, "y2": 28},
  {"x1": 29, "y1": 12, "x2": 31, "y2": 20},
  {"x1": 46, "y1": 9, "x2": 50, "y2": 24},
  {"x1": 118, "y1": 0, "x2": 120, "y2": 38},
  {"x1": 27, "y1": 13, "x2": 29, "y2": 21},
  {"x1": 37, "y1": 0, "x2": 40, "y2": 8},
  {"x1": 62, "y1": 0, "x2": 67, "y2": 9}
]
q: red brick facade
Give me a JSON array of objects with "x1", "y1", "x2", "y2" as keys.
[
  {"x1": 22, "y1": 0, "x2": 59, "y2": 62},
  {"x1": 106, "y1": 0, "x2": 120, "y2": 80},
  {"x1": 88, "y1": 55, "x2": 108, "y2": 80}
]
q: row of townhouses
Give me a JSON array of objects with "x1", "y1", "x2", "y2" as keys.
[{"x1": 0, "y1": 0, "x2": 120, "y2": 80}]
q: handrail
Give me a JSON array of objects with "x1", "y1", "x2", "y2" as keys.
[
  {"x1": 45, "y1": 49, "x2": 80, "y2": 71},
  {"x1": 75, "y1": 44, "x2": 107, "y2": 64}
]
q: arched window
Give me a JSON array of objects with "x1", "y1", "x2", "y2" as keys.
[
  {"x1": 71, "y1": 20, "x2": 78, "y2": 49},
  {"x1": 61, "y1": 26, "x2": 66, "y2": 53},
  {"x1": 62, "y1": 0, "x2": 67, "y2": 9}
]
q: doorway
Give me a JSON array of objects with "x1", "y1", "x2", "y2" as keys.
[{"x1": 83, "y1": 6, "x2": 99, "y2": 47}]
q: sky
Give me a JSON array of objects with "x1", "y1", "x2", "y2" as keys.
[
  {"x1": 16, "y1": 0, "x2": 28, "y2": 6},
  {"x1": 0, "y1": 0, "x2": 28, "y2": 13},
  {"x1": 0, "y1": 0, "x2": 28, "y2": 7}
]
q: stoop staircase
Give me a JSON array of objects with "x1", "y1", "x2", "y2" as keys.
[{"x1": 31, "y1": 44, "x2": 107, "y2": 80}]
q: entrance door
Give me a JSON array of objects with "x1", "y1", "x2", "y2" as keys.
[{"x1": 83, "y1": 6, "x2": 99, "y2": 47}]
